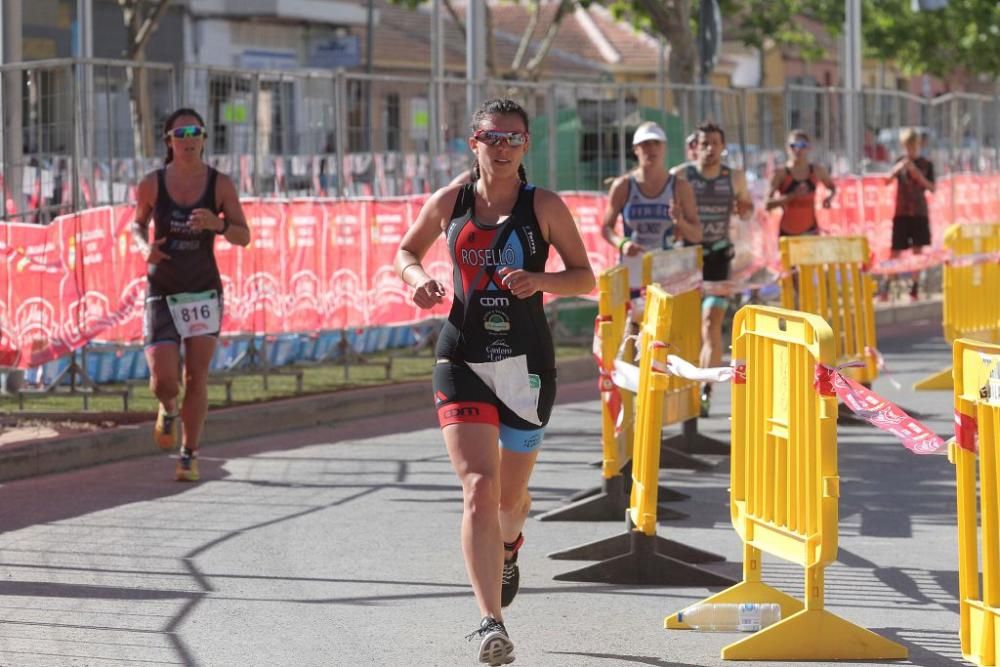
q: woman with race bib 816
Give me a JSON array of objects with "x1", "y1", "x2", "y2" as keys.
[{"x1": 132, "y1": 108, "x2": 251, "y2": 482}]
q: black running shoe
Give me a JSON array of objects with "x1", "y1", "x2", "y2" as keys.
[
  {"x1": 501, "y1": 533, "x2": 523, "y2": 608},
  {"x1": 699, "y1": 390, "x2": 711, "y2": 418},
  {"x1": 501, "y1": 553, "x2": 519, "y2": 608},
  {"x1": 465, "y1": 617, "x2": 514, "y2": 666}
]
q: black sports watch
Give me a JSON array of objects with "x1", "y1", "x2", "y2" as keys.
[{"x1": 216, "y1": 218, "x2": 230, "y2": 236}]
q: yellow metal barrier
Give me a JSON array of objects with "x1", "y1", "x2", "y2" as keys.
[
  {"x1": 779, "y1": 235, "x2": 878, "y2": 385},
  {"x1": 540, "y1": 262, "x2": 691, "y2": 523},
  {"x1": 916, "y1": 223, "x2": 1000, "y2": 390},
  {"x1": 550, "y1": 283, "x2": 731, "y2": 585},
  {"x1": 665, "y1": 305, "x2": 907, "y2": 661},
  {"x1": 629, "y1": 283, "x2": 673, "y2": 537},
  {"x1": 950, "y1": 338, "x2": 1000, "y2": 666},
  {"x1": 642, "y1": 246, "x2": 726, "y2": 464},
  {"x1": 598, "y1": 265, "x2": 634, "y2": 481},
  {"x1": 643, "y1": 247, "x2": 703, "y2": 428}
]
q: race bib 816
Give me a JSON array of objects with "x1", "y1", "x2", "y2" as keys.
[{"x1": 166, "y1": 290, "x2": 221, "y2": 339}]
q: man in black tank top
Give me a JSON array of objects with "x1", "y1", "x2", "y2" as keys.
[
  {"x1": 674, "y1": 122, "x2": 754, "y2": 417},
  {"x1": 132, "y1": 109, "x2": 251, "y2": 482},
  {"x1": 394, "y1": 98, "x2": 594, "y2": 665}
]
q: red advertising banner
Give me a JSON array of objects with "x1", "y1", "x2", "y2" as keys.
[
  {"x1": 325, "y1": 199, "x2": 367, "y2": 330},
  {"x1": 235, "y1": 199, "x2": 286, "y2": 334},
  {"x1": 8, "y1": 221, "x2": 66, "y2": 367},
  {"x1": 2, "y1": 174, "x2": 998, "y2": 369},
  {"x1": 0, "y1": 223, "x2": 16, "y2": 366},
  {"x1": 104, "y1": 205, "x2": 147, "y2": 345},
  {"x1": 408, "y1": 194, "x2": 452, "y2": 321},
  {"x1": 367, "y1": 199, "x2": 413, "y2": 326},
  {"x1": 57, "y1": 208, "x2": 118, "y2": 352},
  {"x1": 562, "y1": 192, "x2": 617, "y2": 278},
  {"x1": 284, "y1": 200, "x2": 326, "y2": 332}
]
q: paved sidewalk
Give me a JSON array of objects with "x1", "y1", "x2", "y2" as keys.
[{"x1": 0, "y1": 315, "x2": 967, "y2": 666}]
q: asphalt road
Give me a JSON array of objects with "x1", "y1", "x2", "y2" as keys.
[{"x1": 0, "y1": 315, "x2": 969, "y2": 666}]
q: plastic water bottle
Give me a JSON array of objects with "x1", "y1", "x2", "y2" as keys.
[{"x1": 676, "y1": 603, "x2": 781, "y2": 632}]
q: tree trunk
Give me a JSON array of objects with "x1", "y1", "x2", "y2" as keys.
[
  {"x1": 524, "y1": 0, "x2": 575, "y2": 80},
  {"x1": 485, "y1": 4, "x2": 497, "y2": 77},
  {"x1": 443, "y1": 0, "x2": 465, "y2": 39},
  {"x1": 637, "y1": 0, "x2": 697, "y2": 84},
  {"x1": 120, "y1": 0, "x2": 171, "y2": 160},
  {"x1": 121, "y1": 2, "x2": 145, "y2": 160},
  {"x1": 511, "y1": 1, "x2": 541, "y2": 72}
]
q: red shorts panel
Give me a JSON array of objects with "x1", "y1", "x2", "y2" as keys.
[{"x1": 437, "y1": 401, "x2": 499, "y2": 428}]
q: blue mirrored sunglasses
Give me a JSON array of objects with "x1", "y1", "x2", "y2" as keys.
[
  {"x1": 788, "y1": 141, "x2": 810, "y2": 150},
  {"x1": 167, "y1": 125, "x2": 207, "y2": 139}
]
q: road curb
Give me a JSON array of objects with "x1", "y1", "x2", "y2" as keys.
[
  {"x1": 874, "y1": 295, "x2": 942, "y2": 327},
  {"x1": 0, "y1": 293, "x2": 941, "y2": 484},
  {"x1": 0, "y1": 356, "x2": 598, "y2": 483}
]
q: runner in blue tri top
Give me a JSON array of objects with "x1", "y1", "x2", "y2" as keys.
[
  {"x1": 132, "y1": 108, "x2": 251, "y2": 482},
  {"x1": 601, "y1": 121, "x2": 702, "y2": 299},
  {"x1": 395, "y1": 98, "x2": 594, "y2": 666},
  {"x1": 673, "y1": 121, "x2": 754, "y2": 417}
]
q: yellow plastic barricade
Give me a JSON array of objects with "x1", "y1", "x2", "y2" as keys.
[
  {"x1": 950, "y1": 338, "x2": 1000, "y2": 666},
  {"x1": 537, "y1": 265, "x2": 638, "y2": 522},
  {"x1": 550, "y1": 284, "x2": 731, "y2": 585},
  {"x1": 597, "y1": 265, "x2": 634, "y2": 482},
  {"x1": 665, "y1": 305, "x2": 907, "y2": 661},
  {"x1": 643, "y1": 246, "x2": 726, "y2": 466},
  {"x1": 643, "y1": 246, "x2": 703, "y2": 427},
  {"x1": 916, "y1": 223, "x2": 1000, "y2": 390},
  {"x1": 779, "y1": 235, "x2": 879, "y2": 386}
]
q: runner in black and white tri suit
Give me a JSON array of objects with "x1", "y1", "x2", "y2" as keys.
[{"x1": 394, "y1": 98, "x2": 594, "y2": 666}]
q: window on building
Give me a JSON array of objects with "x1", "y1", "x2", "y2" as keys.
[
  {"x1": 384, "y1": 93, "x2": 401, "y2": 152},
  {"x1": 347, "y1": 80, "x2": 366, "y2": 152},
  {"x1": 208, "y1": 76, "x2": 253, "y2": 155}
]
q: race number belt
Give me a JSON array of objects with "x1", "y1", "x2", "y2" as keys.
[{"x1": 166, "y1": 290, "x2": 221, "y2": 339}]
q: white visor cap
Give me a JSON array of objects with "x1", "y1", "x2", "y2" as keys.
[{"x1": 632, "y1": 124, "x2": 666, "y2": 146}]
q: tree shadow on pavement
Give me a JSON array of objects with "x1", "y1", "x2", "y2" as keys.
[
  {"x1": 877, "y1": 627, "x2": 967, "y2": 667},
  {"x1": 0, "y1": 406, "x2": 442, "y2": 534},
  {"x1": 547, "y1": 651, "x2": 704, "y2": 667}
]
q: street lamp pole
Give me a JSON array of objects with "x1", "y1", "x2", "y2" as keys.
[
  {"x1": 1, "y1": 0, "x2": 24, "y2": 217},
  {"x1": 429, "y1": 0, "x2": 443, "y2": 188},
  {"x1": 843, "y1": 0, "x2": 862, "y2": 172},
  {"x1": 466, "y1": 0, "x2": 485, "y2": 116}
]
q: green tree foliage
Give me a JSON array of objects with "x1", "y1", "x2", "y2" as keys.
[
  {"x1": 723, "y1": 0, "x2": 998, "y2": 78},
  {"x1": 606, "y1": 1, "x2": 698, "y2": 83},
  {"x1": 861, "y1": 0, "x2": 1000, "y2": 77}
]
